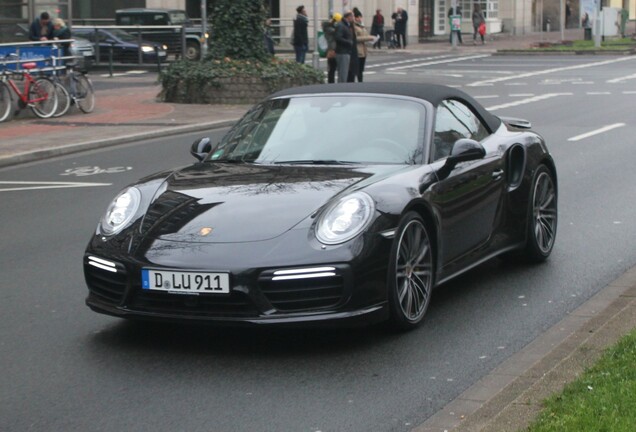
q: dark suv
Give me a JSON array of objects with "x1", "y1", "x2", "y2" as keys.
[{"x1": 115, "y1": 8, "x2": 206, "y2": 60}]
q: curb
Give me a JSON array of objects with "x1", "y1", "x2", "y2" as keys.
[
  {"x1": 0, "y1": 118, "x2": 239, "y2": 169},
  {"x1": 413, "y1": 266, "x2": 636, "y2": 432}
]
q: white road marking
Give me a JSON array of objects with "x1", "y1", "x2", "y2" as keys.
[
  {"x1": 504, "y1": 82, "x2": 528, "y2": 86},
  {"x1": 474, "y1": 95, "x2": 499, "y2": 99},
  {"x1": 607, "y1": 73, "x2": 636, "y2": 83},
  {"x1": 0, "y1": 181, "x2": 111, "y2": 192},
  {"x1": 366, "y1": 55, "x2": 452, "y2": 69},
  {"x1": 387, "y1": 54, "x2": 491, "y2": 71},
  {"x1": 468, "y1": 57, "x2": 636, "y2": 87},
  {"x1": 385, "y1": 71, "x2": 407, "y2": 75},
  {"x1": 486, "y1": 93, "x2": 572, "y2": 111},
  {"x1": 586, "y1": 91, "x2": 611, "y2": 95},
  {"x1": 509, "y1": 93, "x2": 535, "y2": 97},
  {"x1": 622, "y1": 90, "x2": 636, "y2": 94},
  {"x1": 572, "y1": 81, "x2": 595, "y2": 85},
  {"x1": 567, "y1": 123, "x2": 626, "y2": 142}
]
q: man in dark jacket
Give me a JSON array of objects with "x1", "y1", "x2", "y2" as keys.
[
  {"x1": 334, "y1": 11, "x2": 354, "y2": 83},
  {"x1": 371, "y1": 9, "x2": 384, "y2": 49},
  {"x1": 292, "y1": 5, "x2": 309, "y2": 63},
  {"x1": 391, "y1": 7, "x2": 408, "y2": 48},
  {"x1": 29, "y1": 11, "x2": 53, "y2": 41}
]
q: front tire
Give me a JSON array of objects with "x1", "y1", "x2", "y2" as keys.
[
  {"x1": 52, "y1": 81, "x2": 71, "y2": 117},
  {"x1": 185, "y1": 41, "x2": 201, "y2": 60},
  {"x1": 388, "y1": 212, "x2": 434, "y2": 330},
  {"x1": 523, "y1": 165, "x2": 557, "y2": 262},
  {"x1": 74, "y1": 74, "x2": 95, "y2": 113},
  {"x1": 29, "y1": 78, "x2": 58, "y2": 119},
  {"x1": 0, "y1": 82, "x2": 13, "y2": 122}
]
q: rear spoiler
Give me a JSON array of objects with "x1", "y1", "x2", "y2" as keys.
[{"x1": 499, "y1": 116, "x2": 532, "y2": 129}]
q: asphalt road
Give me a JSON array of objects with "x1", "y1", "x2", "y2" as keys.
[{"x1": 1, "y1": 54, "x2": 636, "y2": 432}]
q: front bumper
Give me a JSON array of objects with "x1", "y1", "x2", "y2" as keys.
[{"x1": 84, "y1": 229, "x2": 392, "y2": 327}]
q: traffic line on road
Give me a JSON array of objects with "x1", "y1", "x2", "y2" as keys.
[
  {"x1": 386, "y1": 54, "x2": 491, "y2": 71},
  {"x1": 607, "y1": 73, "x2": 636, "y2": 83},
  {"x1": 475, "y1": 95, "x2": 499, "y2": 99},
  {"x1": 567, "y1": 123, "x2": 626, "y2": 142},
  {"x1": 586, "y1": 91, "x2": 611, "y2": 95},
  {"x1": 485, "y1": 93, "x2": 572, "y2": 111},
  {"x1": 0, "y1": 181, "x2": 112, "y2": 192},
  {"x1": 468, "y1": 56, "x2": 636, "y2": 87},
  {"x1": 366, "y1": 55, "x2": 453, "y2": 69}
]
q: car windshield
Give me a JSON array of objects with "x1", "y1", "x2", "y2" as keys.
[
  {"x1": 207, "y1": 95, "x2": 427, "y2": 165},
  {"x1": 169, "y1": 12, "x2": 188, "y2": 25},
  {"x1": 106, "y1": 28, "x2": 137, "y2": 42}
]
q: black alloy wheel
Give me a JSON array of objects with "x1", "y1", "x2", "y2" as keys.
[
  {"x1": 388, "y1": 212, "x2": 434, "y2": 330},
  {"x1": 524, "y1": 165, "x2": 558, "y2": 262}
]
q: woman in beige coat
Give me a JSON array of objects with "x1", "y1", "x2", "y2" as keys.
[{"x1": 353, "y1": 8, "x2": 376, "y2": 82}]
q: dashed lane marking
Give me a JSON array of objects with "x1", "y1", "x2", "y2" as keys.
[
  {"x1": 486, "y1": 93, "x2": 572, "y2": 111},
  {"x1": 607, "y1": 73, "x2": 636, "y2": 83},
  {"x1": 386, "y1": 54, "x2": 491, "y2": 71},
  {"x1": 468, "y1": 56, "x2": 636, "y2": 87},
  {"x1": 366, "y1": 55, "x2": 453, "y2": 69},
  {"x1": 567, "y1": 123, "x2": 626, "y2": 142}
]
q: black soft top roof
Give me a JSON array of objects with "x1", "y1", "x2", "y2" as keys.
[{"x1": 270, "y1": 82, "x2": 501, "y2": 133}]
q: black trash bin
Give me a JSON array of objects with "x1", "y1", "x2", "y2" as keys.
[{"x1": 584, "y1": 28, "x2": 592, "y2": 40}]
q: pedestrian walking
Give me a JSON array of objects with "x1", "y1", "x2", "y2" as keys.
[
  {"x1": 292, "y1": 5, "x2": 309, "y2": 63},
  {"x1": 353, "y1": 8, "x2": 376, "y2": 82},
  {"x1": 391, "y1": 7, "x2": 408, "y2": 48},
  {"x1": 29, "y1": 11, "x2": 53, "y2": 41},
  {"x1": 371, "y1": 9, "x2": 384, "y2": 49},
  {"x1": 448, "y1": 6, "x2": 463, "y2": 45},
  {"x1": 335, "y1": 11, "x2": 354, "y2": 83},
  {"x1": 322, "y1": 13, "x2": 342, "y2": 83},
  {"x1": 472, "y1": 4, "x2": 485, "y2": 45},
  {"x1": 263, "y1": 18, "x2": 276, "y2": 55}
]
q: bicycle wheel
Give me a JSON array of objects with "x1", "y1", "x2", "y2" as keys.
[
  {"x1": 29, "y1": 78, "x2": 58, "y2": 119},
  {"x1": 74, "y1": 74, "x2": 95, "y2": 113},
  {"x1": 52, "y1": 81, "x2": 71, "y2": 117},
  {"x1": 0, "y1": 81, "x2": 13, "y2": 122}
]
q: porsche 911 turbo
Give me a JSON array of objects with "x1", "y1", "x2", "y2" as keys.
[{"x1": 84, "y1": 82, "x2": 557, "y2": 329}]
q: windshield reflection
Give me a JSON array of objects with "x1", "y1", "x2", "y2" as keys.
[{"x1": 207, "y1": 96, "x2": 427, "y2": 165}]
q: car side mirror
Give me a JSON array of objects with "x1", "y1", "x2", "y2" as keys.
[
  {"x1": 447, "y1": 138, "x2": 485, "y2": 165},
  {"x1": 435, "y1": 139, "x2": 486, "y2": 181},
  {"x1": 191, "y1": 137, "x2": 212, "y2": 161}
]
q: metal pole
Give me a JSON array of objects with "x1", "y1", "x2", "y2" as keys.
[
  {"x1": 311, "y1": 0, "x2": 319, "y2": 69},
  {"x1": 594, "y1": 0, "x2": 602, "y2": 47},
  {"x1": 560, "y1": 0, "x2": 565, "y2": 40},
  {"x1": 451, "y1": 0, "x2": 457, "y2": 49},
  {"x1": 201, "y1": 0, "x2": 208, "y2": 59}
]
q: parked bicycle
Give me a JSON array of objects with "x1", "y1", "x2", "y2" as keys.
[
  {"x1": 0, "y1": 54, "x2": 58, "y2": 122},
  {"x1": 50, "y1": 56, "x2": 95, "y2": 117}
]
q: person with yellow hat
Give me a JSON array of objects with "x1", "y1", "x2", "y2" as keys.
[{"x1": 321, "y1": 12, "x2": 341, "y2": 83}]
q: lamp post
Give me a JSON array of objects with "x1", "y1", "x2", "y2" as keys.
[
  {"x1": 201, "y1": 0, "x2": 208, "y2": 59},
  {"x1": 312, "y1": 0, "x2": 320, "y2": 69}
]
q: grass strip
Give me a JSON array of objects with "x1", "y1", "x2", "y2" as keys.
[{"x1": 527, "y1": 328, "x2": 636, "y2": 432}]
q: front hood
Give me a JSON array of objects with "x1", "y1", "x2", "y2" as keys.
[{"x1": 139, "y1": 163, "x2": 402, "y2": 243}]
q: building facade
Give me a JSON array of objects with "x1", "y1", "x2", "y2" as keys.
[{"x1": 1, "y1": 0, "x2": 633, "y2": 38}]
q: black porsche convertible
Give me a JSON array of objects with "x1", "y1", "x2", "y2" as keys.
[{"x1": 84, "y1": 83, "x2": 557, "y2": 329}]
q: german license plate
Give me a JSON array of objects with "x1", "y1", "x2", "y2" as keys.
[{"x1": 141, "y1": 269, "x2": 230, "y2": 294}]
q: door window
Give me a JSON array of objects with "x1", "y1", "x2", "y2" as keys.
[{"x1": 432, "y1": 99, "x2": 489, "y2": 161}]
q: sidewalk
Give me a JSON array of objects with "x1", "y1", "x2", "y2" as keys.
[{"x1": 2, "y1": 33, "x2": 636, "y2": 429}]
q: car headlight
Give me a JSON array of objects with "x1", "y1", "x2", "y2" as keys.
[
  {"x1": 141, "y1": 45, "x2": 154, "y2": 53},
  {"x1": 162, "y1": 44, "x2": 168, "y2": 50},
  {"x1": 316, "y1": 192, "x2": 375, "y2": 245},
  {"x1": 99, "y1": 187, "x2": 142, "y2": 236}
]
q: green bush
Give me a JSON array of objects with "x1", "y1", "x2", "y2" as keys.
[
  {"x1": 208, "y1": 0, "x2": 269, "y2": 61},
  {"x1": 159, "y1": 57, "x2": 325, "y2": 103}
]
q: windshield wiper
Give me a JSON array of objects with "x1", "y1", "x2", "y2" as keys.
[{"x1": 273, "y1": 160, "x2": 359, "y2": 165}]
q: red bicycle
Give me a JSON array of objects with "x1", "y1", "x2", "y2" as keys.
[{"x1": 0, "y1": 54, "x2": 58, "y2": 122}]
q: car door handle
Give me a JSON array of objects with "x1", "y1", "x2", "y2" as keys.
[{"x1": 492, "y1": 169, "x2": 504, "y2": 180}]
